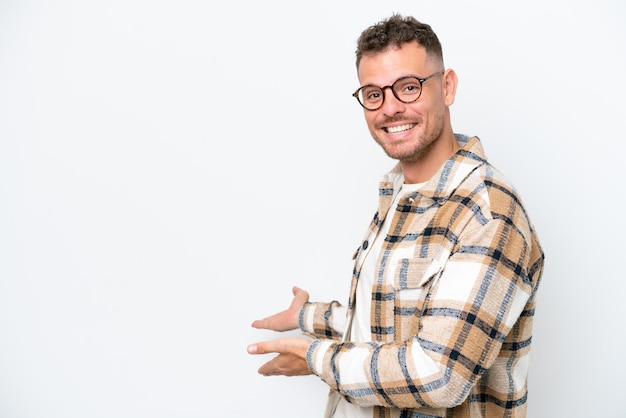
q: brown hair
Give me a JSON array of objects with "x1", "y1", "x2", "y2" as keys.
[{"x1": 355, "y1": 14, "x2": 444, "y2": 69}]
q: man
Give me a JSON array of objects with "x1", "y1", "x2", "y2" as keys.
[{"x1": 247, "y1": 14, "x2": 544, "y2": 418}]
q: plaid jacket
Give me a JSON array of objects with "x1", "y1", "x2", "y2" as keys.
[{"x1": 300, "y1": 135, "x2": 544, "y2": 417}]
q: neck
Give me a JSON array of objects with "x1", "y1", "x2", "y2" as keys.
[{"x1": 401, "y1": 131, "x2": 459, "y2": 184}]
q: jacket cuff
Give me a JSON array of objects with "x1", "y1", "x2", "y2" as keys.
[
  {"x1": 306, "y1": 339, "x2": 335, "y2": 379},
  {"x1": 299, "y1": 302, "x2": 316, "y2": 335}
]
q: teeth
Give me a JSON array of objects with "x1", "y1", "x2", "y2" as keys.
[{"x1": 386, "y1": 124, "x2": 415, "y2": 133}]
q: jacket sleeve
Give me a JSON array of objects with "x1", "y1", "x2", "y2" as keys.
[
  {"x1": 299, "y1": 301, "x2": 348, "y2": 341},
  {"x1": 305, "y1": 216, "x2": 543, "y2": 409}
]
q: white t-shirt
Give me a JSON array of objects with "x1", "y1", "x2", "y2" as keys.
[{"x1": 333, "y1": 182, "x2": 423, "y2": 418}]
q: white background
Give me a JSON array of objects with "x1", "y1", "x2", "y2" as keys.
[{"x1": 1, "y1": 1, "x2": 625, "y2": 417}]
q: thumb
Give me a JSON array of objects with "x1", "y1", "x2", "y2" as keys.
[{"x1": 247, "y1": 339, "x2": 280, "y2": 355}]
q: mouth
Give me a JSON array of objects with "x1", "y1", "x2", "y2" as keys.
[{"x1": 383, "y1": 123, "x2": 416, "y2": 134}]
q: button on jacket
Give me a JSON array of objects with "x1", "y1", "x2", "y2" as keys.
[{"x1": 299, "y1": 134, "x2": 545, "y2": 417}]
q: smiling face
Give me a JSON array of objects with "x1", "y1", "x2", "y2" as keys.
[{"x1": 357, "y1": 41, "x2": 458, "y2": 182}]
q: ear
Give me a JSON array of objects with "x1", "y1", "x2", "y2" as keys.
[{"x1": 443, "y1": 69, "x2": 458, "y2": 106}]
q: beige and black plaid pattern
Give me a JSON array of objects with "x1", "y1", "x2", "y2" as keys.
[{"x1": 301, "y1": 135, "x2": 544, "y2": 417}]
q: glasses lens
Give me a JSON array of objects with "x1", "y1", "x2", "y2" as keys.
[
  {"x1": 357, "y1": 86, "x2": 383, "y2": 110},
  {"x1": 392, "y1": 77, "x2": 422, "y2": 103}
]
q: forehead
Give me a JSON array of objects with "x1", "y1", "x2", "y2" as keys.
[{"x1": 357, "y1": 41, "x2": 431, "y2": 86}]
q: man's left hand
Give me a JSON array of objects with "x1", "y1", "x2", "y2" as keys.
[{"x1": 247, "y1": 337, "x2": 312, "y2": 377}]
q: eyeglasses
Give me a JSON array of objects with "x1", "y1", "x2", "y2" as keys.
[{"x1": 352, "y1": 70, "x2": 445, "y2": 111}]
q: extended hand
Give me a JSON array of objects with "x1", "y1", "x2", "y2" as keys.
[
  {"x1": 251, "y1": 286, "x2": 309, "y2": 332},
  {"x1": 247, "y1": 337, "x2": 312, "y2": 376}
]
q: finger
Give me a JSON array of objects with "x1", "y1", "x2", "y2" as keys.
[
  {"x1": 251, "y1": 313, "x2": 286, "y2": 331},
  {"x1": 247, "y1": 340, "x2": 280, "y2": 355},
  {"x1": 257, "y1": 353, "x2": 311, "y2": 377},
  {"x1": 248, "y1": 337, "x2": 298, "y2": 355},
  {"x1": 292, "y1": 286, "x2": 309, "y2": 303},
  {"x1": 250, "y1": 317, "x2": 270, "y2": 329},
  {"x1": 284, "y1": 287, "x2": 309, "y2": 316},
  {"x1": 257, "y1": 357, "x2": 280, "y2": 376}
]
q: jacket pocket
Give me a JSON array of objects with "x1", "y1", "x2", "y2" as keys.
[
  {"x1": 392, "y1": 257, "x2": 443, "y2": 339},
  {"x1": 393, "y1": 257, "x2": 442, "y2": 291}
]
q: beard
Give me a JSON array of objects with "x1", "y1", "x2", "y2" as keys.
[{"x1": 373, "y1": 113, "x2": 445, "y2": 162}]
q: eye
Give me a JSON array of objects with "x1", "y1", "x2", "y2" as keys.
[
  {"x1": 361, "y1": 87, "x2": 383, "y2": 103},
  {"x1": 396, "y1": 79, "x2": 421, "y2": 95},
  {"x1": 393, "y1": 77, "x2": 422, "y2": 101},
  {"x1": 366, "y1": 91, "x2": 381, "y2": 101}
]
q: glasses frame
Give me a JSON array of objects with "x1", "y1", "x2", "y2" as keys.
[{"x1": 352, "y1": 70, "x2": 445, "y2": 111}]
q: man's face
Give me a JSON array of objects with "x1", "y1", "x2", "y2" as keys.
[{"x1": 357, "y1": 41, "x2": 448, "y2": 163}]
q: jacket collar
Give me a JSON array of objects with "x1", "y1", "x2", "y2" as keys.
[{"x1": 376, "y1": 135, "x2": 487, "y2": 218}]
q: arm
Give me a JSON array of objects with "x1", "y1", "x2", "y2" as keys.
[{"x1": 306, "y1": 218, "x2": 541, "y2": 409}]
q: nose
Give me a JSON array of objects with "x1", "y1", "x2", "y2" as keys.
[{"x1": 380, "y1": 86, "x2": 406, "y2": 115}]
